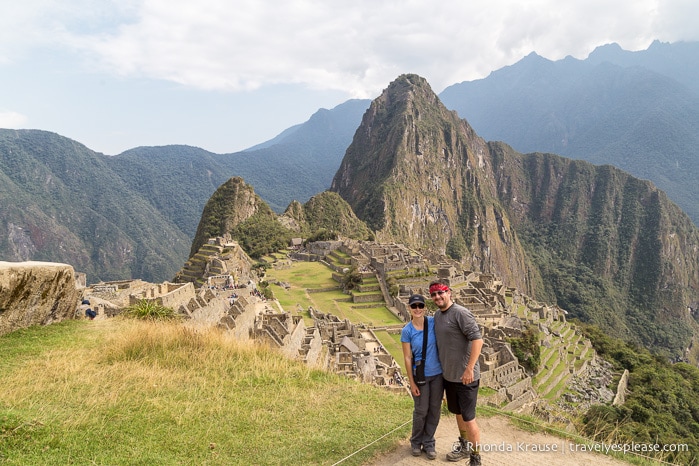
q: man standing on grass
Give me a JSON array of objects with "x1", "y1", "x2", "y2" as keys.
[{"x1": 430, "y1": 279, "x2": 483, "y2": 465}]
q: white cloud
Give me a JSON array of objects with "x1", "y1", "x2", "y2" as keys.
[
  {"x1": 0, "y1": 111, "x2": 28, "y2": 128},
  {"x1": 2, "y1": 0, "x2": 697, "y2": 154},
  {"x1": 653, "y1": 0, "x2": 699, "y2": 41},
  {"x1": 3, "y1": 0, "x2": 699, "y2": 99},
  {"x1": 0, "y1": 1, "x2": 136, "y2": 62}
]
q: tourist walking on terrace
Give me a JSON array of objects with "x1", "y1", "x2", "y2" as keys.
[
  {"x1": 430, "y1": 280, "x2": 484, "y2": 465},
  {"x1": 401, "y1": 293, "x2": 443, "y2": 460}
]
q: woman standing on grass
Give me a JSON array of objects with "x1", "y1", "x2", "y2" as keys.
[{"x1": 401, "y1": 293, "x2": 443, "y2": 460}]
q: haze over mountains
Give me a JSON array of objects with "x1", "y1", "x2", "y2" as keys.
[{"x1": 439, "y1": 40, "x2": 699, "y2": 225}]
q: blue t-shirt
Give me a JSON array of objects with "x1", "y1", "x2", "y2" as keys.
[{"x1": 400, "y1": 316, "x2": 442, "y2": 377}]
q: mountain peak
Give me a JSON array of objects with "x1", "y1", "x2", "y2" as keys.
[
  {"x1": 385, "y1": 73, "x2": 433, "y2": 94},
  {"x1": 331, "y1": 75, "x2": 530, "y2": 291},
  {"x1": 587, "y1": 42, "x2": 625, "y2": 63}
]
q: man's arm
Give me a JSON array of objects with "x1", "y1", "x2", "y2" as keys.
[{"x1": 461, "y1": 338, "x2": 483, "y2": 384}]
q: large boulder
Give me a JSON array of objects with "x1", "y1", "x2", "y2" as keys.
[{"x1": 0, "y1": 261, "x2": 81, "y2": 335}]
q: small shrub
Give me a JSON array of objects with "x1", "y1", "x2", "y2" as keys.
[
  {"x1": 123, "y1": 299, "x2": 178, "y2": 320},
  {"x1": 341, "y1": 266, "x2": 363, "y2": 291}
]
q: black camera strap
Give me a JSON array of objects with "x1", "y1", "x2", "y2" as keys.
[{"x1": 421, "y1": 318, "x2": 428, "y2": 367}]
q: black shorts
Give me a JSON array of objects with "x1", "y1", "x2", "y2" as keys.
[{"x1": 444, "y1": 379, "x2": 479, "y2": 421}]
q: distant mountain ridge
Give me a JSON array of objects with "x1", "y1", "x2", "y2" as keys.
[
  {"x1": 107, "y1": 98, "x2": 370, "y2": 227},
  {"x1": 0, "y1": 129, "x2": 191, "y2": 283},
  {"x1": 0, "y1": 100, "x2": 367, "y2": 282},
  {"x1": 586, "y1": 40, "x2": 699, "y2": 94},
  {"x1": 439, "y1": 40, "x2": 699, "y2": 225}
]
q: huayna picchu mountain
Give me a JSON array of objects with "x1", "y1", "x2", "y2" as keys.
[
  {"x1": 330, "y1": 74, "x2": 531, "y2": 292},
  {"x1": 331, "y1": 74, "x2": 699, "y2": 362}
]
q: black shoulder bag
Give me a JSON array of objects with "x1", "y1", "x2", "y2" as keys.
[{"x1": 413, "y1": 319, "x2": 428, "y2": 386}]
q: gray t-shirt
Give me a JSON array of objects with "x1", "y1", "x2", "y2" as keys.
[{"x1": 433, "y1": 302, "x2": 482, "y2": 383}]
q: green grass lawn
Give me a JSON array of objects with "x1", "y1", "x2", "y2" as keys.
[
  {"x1": 374, "y1": 330, "x2": 406, "y2": 373},
  {"x1": 266, "y1": 261, "x2": 401, "y2": 327},
  {"x1": 266, "y1": 261, "x2": 338, "y2": 289}
]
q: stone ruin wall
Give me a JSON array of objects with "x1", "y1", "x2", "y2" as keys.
[
  {"x1": 216, "y1": 295, "x2": 256, "y2": 341},
  {"x1": 298, "y1": 326, "x2": 325, "y2": 367},
  {"x1": 252, "y1": 312, "x2": 308, "y2": 361},
  {"x1": 129, "y1": 282, "x2": 195, "y2": 309}
]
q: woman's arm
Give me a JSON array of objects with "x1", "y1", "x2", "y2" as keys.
[{"x1": 402, "y1": 341, "x2": 420, "y2": 396}]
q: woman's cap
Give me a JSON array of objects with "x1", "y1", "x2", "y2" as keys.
[{"x1": 408, "y1": 294, "x2": 426, "y2": 305}]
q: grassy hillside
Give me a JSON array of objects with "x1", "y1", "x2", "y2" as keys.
[
  {"x1": 579, "y1": 323, "x2": 699, "y2": 465},
  {"x1": 0, "y1": 319, "x2": 412, "y2": 465}
]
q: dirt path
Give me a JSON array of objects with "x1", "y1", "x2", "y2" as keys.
[{"x1": 363, "y1": 414, "x2": 638, "y2": 466}]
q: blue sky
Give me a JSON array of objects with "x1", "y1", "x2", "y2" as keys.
[{"x1": 1, "y1": 0, "x2": 698, "y2": 155}]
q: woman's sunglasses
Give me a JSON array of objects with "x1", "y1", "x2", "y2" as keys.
[{"x1": 410, "y1": 303, "x2": 425, "y2": 309}]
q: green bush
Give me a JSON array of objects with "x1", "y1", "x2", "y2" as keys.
[
  {"x1": 507, "y1": 326, "x2": 540, "y2": 373},
  {"x1": 342, "y1": 266, "x2": 363, "y2": 291},
  {"x1": 233, "y1": 212, "x2": 293, "y2": 259},
  {"x1": 123, "y1": 299, "x2": 178, "y2": 320},
  {"x1": 305, "y1": 228, "x2": 338, "y2": 243}
]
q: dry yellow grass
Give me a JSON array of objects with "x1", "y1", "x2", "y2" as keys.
[{"x1": 0, "y1": 318, "x2": 413, "y2": 465}]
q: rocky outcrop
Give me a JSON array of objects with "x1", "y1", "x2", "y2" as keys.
[{"x1": 0, "y1": 261, "x2": 81, "y2": 335}]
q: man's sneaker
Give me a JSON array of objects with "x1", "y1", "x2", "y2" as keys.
[
  {"x1": 425, "y1": 449, "x2": 437, "y2": 460},
  {"x1": 411, "y1": 446, "x2": 422, "y2": 456},
  {"x1": 446, "y1": 438, "x2": 470, "y2": 462},
  {"x1": 469, "y1": 452, "x2": 482, "y2": 465}
]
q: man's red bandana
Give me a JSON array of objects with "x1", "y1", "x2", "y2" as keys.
[{"x1": 429, "y1": 283, "x2": 449, "y2": 294}]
